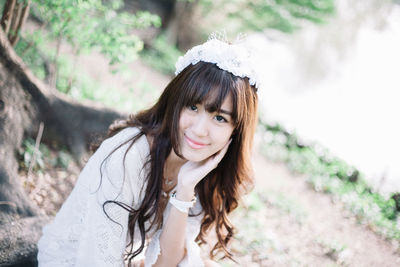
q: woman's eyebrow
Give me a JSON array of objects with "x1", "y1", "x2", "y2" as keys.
[
  {"x1": 219, "y1": 109, "x2": 232, "y2": 116},
  {"x1": 204, "y1": 103, "x2": 232, "y2": 116}
]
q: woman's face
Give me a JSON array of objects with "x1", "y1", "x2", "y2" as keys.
[{"x1": 178, "y1": 93, "x2": 235, "y2": 162}]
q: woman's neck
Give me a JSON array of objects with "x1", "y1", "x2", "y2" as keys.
[
  {"x1": 146, "y1": 133, "x2": 186, "y2": 188},
  {"x1": 160, "y1": 150, "x2": 186, "y2": 196},
  {"x1": 164, "y1": 149, "x2": 187, "y2": 181}
]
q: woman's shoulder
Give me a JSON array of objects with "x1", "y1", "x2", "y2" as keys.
[
  {"x1": 101, "y1": 127, "x2": 149, "y2": 154},
  {"x1": 85, "y1": 127, "x2": 150, "y2": 198},
  {"x1": 88, "y1": 127, "x2": 150, "y2": 173},
  {"x1": 104, "y1": 126, "x2": 141, "y2": 142}
]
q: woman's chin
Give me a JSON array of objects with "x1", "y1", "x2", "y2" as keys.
[
  {"x1": 181, "y1": 150, "x2": 211, "y2": 162},
  {"x1": 184, "y1": 155, "x2": 208, "y2": 162}
]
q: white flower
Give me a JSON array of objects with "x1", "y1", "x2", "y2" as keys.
[{"x1": 175, "y1": 38, "x2": 260, "y2": 89}]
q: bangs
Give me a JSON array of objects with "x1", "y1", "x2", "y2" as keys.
[{"x1": 177, "y1": 62, "x2": 238, "y2": 123}]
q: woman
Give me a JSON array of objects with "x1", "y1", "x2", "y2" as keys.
[{"x1": 37, "y1": 37, "x2": 259, "y2": 266}]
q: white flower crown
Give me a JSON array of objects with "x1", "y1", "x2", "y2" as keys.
[{"x1": 175, "y1": 37, "x2": 259, "y2": 89}]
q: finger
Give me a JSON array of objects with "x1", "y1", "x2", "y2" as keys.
[{"x1": 189, "y1": 139, "x2": 233, "y2": 181}]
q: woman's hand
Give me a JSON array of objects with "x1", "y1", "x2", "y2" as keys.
[
  {"x1": 155, "y1": 140, "x2": 231, "y2": 266},
  {"x1": 176, "y1": 139, "x2": 231, "y2": 199}
]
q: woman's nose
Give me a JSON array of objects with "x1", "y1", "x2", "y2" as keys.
[{"x1": 192, "y1": 113, "x2": 209, "y2": 137}]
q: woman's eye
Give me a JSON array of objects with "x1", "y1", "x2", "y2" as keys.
[
  {"x1": 189, "y1": 105, "x2": 197, "y2": 111},
  {"x1": 215, "y1": 115, "x2": 227, "y2": 123}
]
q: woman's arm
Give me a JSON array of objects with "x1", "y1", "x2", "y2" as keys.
[
  {"x1": 152, "y1": 188, "x2": 195, "y2": 266},
  {"x1": 152, "y1": 141, "x2": 231, "y2": 266}
]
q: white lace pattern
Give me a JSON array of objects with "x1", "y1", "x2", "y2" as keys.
[
  {"x1": 37, "y1": 127, "x2": 205, "y2": 267},
  {"x1": 175, "y1": 38, "x2": 260, "y2": 88}
]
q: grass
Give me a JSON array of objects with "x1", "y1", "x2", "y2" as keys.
[
  {"x1": 18, "y1": 138, "x2": 72, "y2": 173},
  {"x1": 317, "y1": 238, "x2": 350, "y2": 265},
  {"x1": 258, "y1": 119, "x2": 400, "y2": 242},
  {"x1": 217, "y1": 189, "x2": 308, "y2": 266}
]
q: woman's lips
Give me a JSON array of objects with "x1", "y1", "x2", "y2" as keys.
[{"x1": 184, "y1": 134, "x2": 207, "y2": 149}]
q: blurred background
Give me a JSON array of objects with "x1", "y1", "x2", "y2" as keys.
[
  {"x1": 1, "y1": 0, "x2": 400, "y2": 266},
  {"x1": 254, "y1": 0, "x2": 400, "y2": 196}
]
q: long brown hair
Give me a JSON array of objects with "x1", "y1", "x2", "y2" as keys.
[{"x1": 99, "y1": 61, "x2": 258, "y2": 263}]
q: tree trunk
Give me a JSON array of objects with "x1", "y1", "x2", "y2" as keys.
[
  {"x1": 9, "y1": 0, "x2": 31, "y2": 46},
  {"x1": 164, "y1": 0, "x2": 200, "y2": 50},
  {"x1": 0, "y1": 214, "x2": 49, "y2": 267},
  {"x1": 0, "y1": 0, "x2": 16, "y2": 35},
  {"x1": 0, "y1": 26, "x2": 124, "y2": 266},
  {"x1": 123, "y1": 0, "x2": 201, "y2": 50}
]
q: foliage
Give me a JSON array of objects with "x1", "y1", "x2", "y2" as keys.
[
  {"x1": 318, "y1": 238, "x2": 350, "y2": 264},
  {"x1": 1, "y1": 0, "x2": 161, "y2": 100},
  {"x1": 30, "y1": 0, "x2": 161, "y2": 65},
  {"x1": 14, "y1": 36, "x2": 133, "y2": 110},
  {"x1": 52, "y1": 51, "x2": 155, "y2": 112},
  {"x1": 219, "y1": 189, "x2": 308, "y2": 266},
  {"x1": 1, "y1": 0, "x2": 163, "y2": 111},
  {"x1": 13, "y1": 32, "x2": 47, "y2": 79},
  {"x1": 140, "y1": 33, "x2": 183, "y2": 75},
  {"x1": 19, "y1": 138, "x2": 48, "y2": 172},
  {"x1": 259, "y1": 119, "x2": 400, "y2": 240},
  {"x1": 199, "y1": 0, "x2": 335, "y2": 34},
  {"x1": 18, "y1": 138, "x2": 72, "y2": 172}
]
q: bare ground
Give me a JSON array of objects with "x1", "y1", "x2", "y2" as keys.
[{"x1": 222, "y1": 149, "x2": 400, "y2": 266}]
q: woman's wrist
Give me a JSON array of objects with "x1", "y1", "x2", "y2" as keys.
[
  {"x1": 175, "y1": 185, "x2": 195, "y2": 201},
  {"x1": 169, "y1": 191, "x2": 196, "y2": 213}
]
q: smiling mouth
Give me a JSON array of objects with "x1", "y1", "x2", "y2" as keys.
[{"x1": 184, "y1": 134, "x2": 208, "y2": 149}]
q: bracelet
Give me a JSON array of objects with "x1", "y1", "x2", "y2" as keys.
[{"x1": 169, "y1": 191, "x2": 196, "y2": 213}]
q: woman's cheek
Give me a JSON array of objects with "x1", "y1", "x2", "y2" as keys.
[{"x1": 179, "y1": 112, "x2": 190, "y2": 129}]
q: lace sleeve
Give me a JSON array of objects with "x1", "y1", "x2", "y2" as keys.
[{"x1": 37, "y1": 128, "x2": 149, "y2": 267}]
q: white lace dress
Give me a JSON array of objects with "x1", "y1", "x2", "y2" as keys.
[{"x1": 37, "y1": 127, "x2": 205, "y2": 267}]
